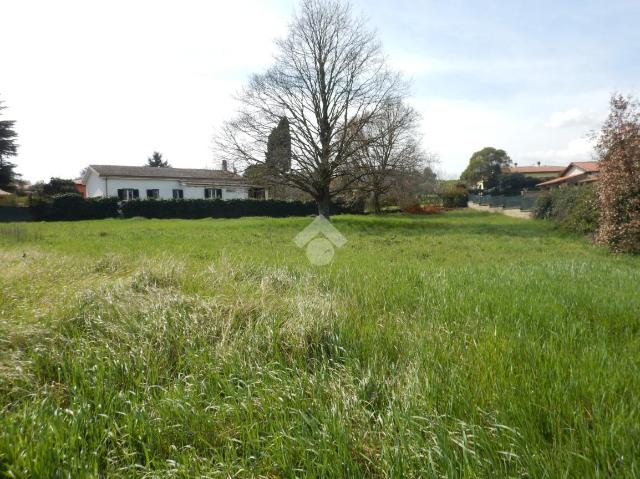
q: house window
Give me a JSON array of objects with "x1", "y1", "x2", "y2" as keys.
[
  {"x1": 172, "y1": 189, "x2": 184, "y2": 199},
  {"x1": 117, "y1": 188, "x2": 139, "y2": 201},
  {"x1": 204, "y1": 188, "x2": 222, "y2": 199},
  {"x1": 146, "y1": 189, "x2": 159, "y2": 199},
  {"x1": 248, "y1": 188, "x2": 266, "y2": 200}
]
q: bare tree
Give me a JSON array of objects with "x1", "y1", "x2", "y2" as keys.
[
  {"x1": 353, "y1": 100, "x2": 426, "y2": 213},
  {"x1": 217, "y1": 0, "x2": 404, "y2": 217}
]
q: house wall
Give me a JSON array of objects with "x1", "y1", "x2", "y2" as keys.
[
  {"x1": 74, "y1": 183, "x2": 87, "y2": 198},
  {"x1": 84, "y1": 170, "x2": 250, "y2": 200},
  {"x1": 522, "y1": 172, "x2": 561, "y2": 179},
  {"x1": 85, "y1": 170, "x2": 107, "y2": 197},
  {"x1": 564, "y1": 166, "x2": 585, "y2": 177},
  {"x1": 467, "y1": 201, "x2": 532, "y2": 219}
]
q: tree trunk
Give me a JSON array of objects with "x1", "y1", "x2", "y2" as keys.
[
  {"x1": 372, "y1": 191, "x2": 382, "y2": 214},
  {"x1": 316, "y1": 194, "x2": 331, "y2": 219}
]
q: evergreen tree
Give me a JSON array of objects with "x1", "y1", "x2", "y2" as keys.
[
  {"x1": 260, "y1": 117, "x2": 292, "y2": 199},
  {"x1": 42, "y1": 177, "x2": 77, "y2": 196},
  {"x1": 146, "y1": 151, "x2": 170, "y2": 167},
  {"x1": 265, "y1": 117, "x2": 292, "y2": 172},
  {"x1": 460, "y1": 147, "x2": 511, "y2": 189},
  {"x1": 0, "y1": 98, "x2": 19, "y2": 190}
]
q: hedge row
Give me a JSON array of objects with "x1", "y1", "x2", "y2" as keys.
[
  {"x1": 121, "y1": 198, "x2": 361, "y2": 219},
  {"x1": 31, "y1": 194, "x2": 119, "y2": 221},
  {"x1": 0, "y1": 206, "x2": 34, "y2": 222},
  {"x1": 439, "y1": 191, "x2": 469, "y2": 208},
  {"x1": 533, "y1": 185, "x2": 599, "y2": 234},
  {"x1": 28, "y1": 194, "x2": 363, "y2": 221}
]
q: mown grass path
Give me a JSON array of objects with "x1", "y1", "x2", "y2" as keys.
[{"x1": 1, "y1": 211, "x2": 639, "y2": 477}]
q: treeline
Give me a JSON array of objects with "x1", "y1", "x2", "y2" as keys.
[
  {"x1": 439, "y1": 190, "x2": 469, "y2": 208},
  {"x1": 29, "y1": 194, "x2": 363, "y2": 221}
]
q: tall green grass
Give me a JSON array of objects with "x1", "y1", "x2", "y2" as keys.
[{"x1": 1, "y1": 211, "x2": 639, "y2": 477}]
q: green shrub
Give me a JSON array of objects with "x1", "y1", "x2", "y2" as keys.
[
  {"x1": 533, "y1": 192, "x2": 554, "y2": 219},
  {"x1": 533, "y1": 185, "x2": 599, "y2": 234},
  {"x1": 439, "y1": 191, "x2": 469, "y2": 208},
  {"x1": 0, "y1": 194, "x2": 18, "y2": 207},
  {"x1": 493, "y1": 173, "x2": 540, "y2": 195},
  {"x1": 31, "y1": 194, "x2": 119, "y2": 221},
  {"x1": 0, "y1": 206, "x2": 34, "y2": 222},
  {"x1": 27, "y1": 196, "x2": 362, "y2": 221}
]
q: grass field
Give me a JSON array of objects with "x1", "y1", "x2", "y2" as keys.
[{"x1": 1, "y1": 211, "x2": 639, "y2": 477}]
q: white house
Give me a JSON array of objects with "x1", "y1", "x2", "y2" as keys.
[{"x1": 82, "y1": 165, "x2": 266, "y2": 200}]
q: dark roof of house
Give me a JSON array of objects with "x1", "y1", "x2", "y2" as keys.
[
  {"x1": 503, "y1": 165, "x2": 565, "y2": 174},
  {"x1": 88, "y1": 165, "x2": 245, "y2": 182}
]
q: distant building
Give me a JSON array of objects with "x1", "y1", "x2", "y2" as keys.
[
  {"x1": 74, "y1": 179, "x2": 86, "y2": 198},
  {"x1": 502, "y1": 164, "x2": 565, "y2": 180},
  {"x1": 537, "y1": 161, "x2": 600, "y2": 189},
  {"x1": 474, "y1": 163, "x2": 564, "y2": 190},
  {"x1": 82, "y1": 165, "x2": 266, "y2": 201}
]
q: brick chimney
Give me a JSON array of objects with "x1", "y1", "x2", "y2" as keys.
[{"x1": 221, "y1": 160, "x2": 228, "y2": 171}]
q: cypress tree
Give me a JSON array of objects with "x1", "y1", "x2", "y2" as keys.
[
  {"x1": 0, "y1": 98, "x2": 19, "y2": 191},
  {"x1": 265, "y1": 117, "x2": 291, "y2": 172}
]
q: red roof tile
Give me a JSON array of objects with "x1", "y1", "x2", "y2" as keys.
[
  {"x1": 537, "y1": 171, "x2": 597, "y2": 187},
  {"x1": 570, "y1": 161, "x2": 600, "y2": 172}
]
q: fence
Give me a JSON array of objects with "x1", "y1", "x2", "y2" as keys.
[
  {"x1": 0, "y1": 206, "x2": 34, "y2": 223},
  {"x1": 468, "y1": 193, "x2": 539, "y2": 212}
]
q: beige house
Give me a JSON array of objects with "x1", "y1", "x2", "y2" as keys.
[
  {"x1": 537, "y1": 161, "x2": 600, "y2": 189},
  {"x1": 502, "y1": 164, "x2": 565, "y2": 180},
  {"x1": 474, "y1": 163, "x2": 564, "y2": 190}
]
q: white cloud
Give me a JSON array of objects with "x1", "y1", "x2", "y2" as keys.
[
  {"x1": 1, "y1": 0, "x2": 620, "y2": 183},
  {"x1": 0, "y1": 0, "x2": 292, "y2": 182},
  {"x1": 523, "y1": 137, "x2": 594, "y2": 164},
  {"x1": 389, "y1": 52, "x2": 568, "y2": 84},
  {"x1": 409, "y1": 97, "x2": 521, "y2": 175},
  {"x1": 389, "y1": 55, "x2": 449, "y2": 76},
  {"x1": 545, "y1": 108, "x2": 594, "y2": 128}
]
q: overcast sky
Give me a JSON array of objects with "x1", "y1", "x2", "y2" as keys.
[{"x1": 1, "y1": 0, "x2": 638, "y2": 182}]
